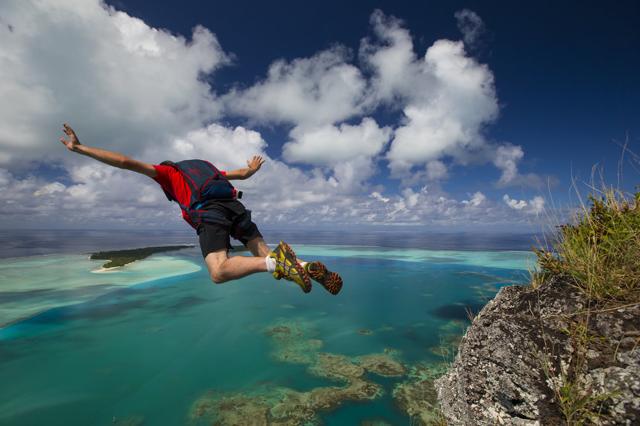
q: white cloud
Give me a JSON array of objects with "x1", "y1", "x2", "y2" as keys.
[
  {"x1": 463, "y1": 191, "x2": 486, "y2": 207},
  {"x1": 0, "y1": 165, "x2": 177, "y2": 228},
  {"x1": 503, "y1": 194, "x2": 545, "y2": 215},
  {"x1": 386, "y1": 38, "x2": 498, "y2": 172},
  {"x1": 503, "y1": 194, "x2": 527, "y2": 210},
  {"x1": 0, "y1": 160, "x2": 548, "y2": 230},
  {"x1": 529, "y1": 196, "x2": 546, "y2": 215},
  {"x1": 370, "y1": 191, "x2": 390, "y2": 203},
  {"x1": 455, "y1": 9, "x2": 486, "y2": 48},
  {"x1": 360, "y1": 10, "x2": 421, "y2": 104},
  {"x1": 0, "y1": 3, "x2": 550, "y2": 230},
  {"x1": 494, "y1": 144, "x2": 546, "y2": 188},
  {"x1": 426, "y1": 160, "x2": 449, "y2": 181},
  {"x1": 359, "y1": 11, "x2": 546, "y2": 188},
  {"x1": 33, "y1": 182, "x2": 66, "y2": 197},
  {"x1": 224, "y1": 9, "x2": 544, "y2": 189},
  {"x1": 495, "y1": 145, "x2": 524, "y2": 185},
  {"x1": 223, "y1": 47, "x2": 368, "y2": 127},
  {"x1": 330, "y1": 156, "x2": 379, "y2": 193},
  {"x1": 0, "y1": 0, "x2": 228, "y2": 166},
  {"x1": 161, "y1": 123, "x2": 267, "y2": 171},
  {"x1": 358, "y1": 13, "x2": 499, "y2": 175},
  {"x1": 402, "y1": 188, "x2": 420, "y2": 208},
  {"x1": 283, "y1": 118, "x2": 391, "y2": 166}
]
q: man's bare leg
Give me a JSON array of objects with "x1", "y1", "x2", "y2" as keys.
[
  {"x1": 246, "y1": 237, "x2": 307, "y2": 264},
  {"x1": 246, "y1": 237, "x2": 271, "y2": 257},
  {"x1": 204, "y1": 249, "x2": 267, "y2": 284}
]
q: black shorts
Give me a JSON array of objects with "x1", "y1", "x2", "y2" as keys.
[{"x1": 196, "y1": 207, "x2": 262, "y2": 258}]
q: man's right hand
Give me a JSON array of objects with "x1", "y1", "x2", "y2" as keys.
[{"x1": 59, "y1": 123, "x2": 82, "y2": 152}]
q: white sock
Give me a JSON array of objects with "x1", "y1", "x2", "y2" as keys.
[{"x1": 265, "y1": 255, "x2": 276, "y2": 273}]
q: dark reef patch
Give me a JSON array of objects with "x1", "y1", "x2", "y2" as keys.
[
  {"x1": 431, "y1": 301, "x2": 485, "y2": 321},
  {"x1": 167, "y1": 295, "x2": 217, "y2": 312}
]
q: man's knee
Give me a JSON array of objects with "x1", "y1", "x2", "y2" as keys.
[
  {"x1": 204, "y1": 250, "x2": 229, "y2": 284},
  {"x1": 209, "y1": 269, "x2": 227, "y2": 284}
]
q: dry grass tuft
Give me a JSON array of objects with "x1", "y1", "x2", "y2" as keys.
[{"x1": 533, "y1": 189, "x2": 640, "y2": 303}]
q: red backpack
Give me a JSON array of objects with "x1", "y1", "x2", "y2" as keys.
[{"x1": 160, "y1": 159, "x2": 241, "y2": 228}]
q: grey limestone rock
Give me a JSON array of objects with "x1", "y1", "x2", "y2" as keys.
[{"x1": 435, "y1": 278, "x2": 640, "y2": 425}]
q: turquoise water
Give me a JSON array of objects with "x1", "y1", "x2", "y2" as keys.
[{"x1": 0, "y1": 244, "x2": 533, "y2": 425}]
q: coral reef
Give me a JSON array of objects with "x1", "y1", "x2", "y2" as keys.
[
  {"x1": 393, "y1": 363, "x2": 448, "y2": 426},
  {"x1": 265, "y1": 322, "x2": 323, "y2": 365},
  {"x1": 189, "y1": 319, "x2": 412, "y2": 425},
  {"x1": 356, "y1": 350, "x2": 406, "y2": 377},
  {"x1": 428, "y1": 320, "x2": 466, "y2": 359}
]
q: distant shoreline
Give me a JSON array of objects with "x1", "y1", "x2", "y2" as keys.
[{"x1": 89, "y1": 245, "x2": 194, "y2": 269}]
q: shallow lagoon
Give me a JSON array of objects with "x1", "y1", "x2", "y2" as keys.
[{"x1": 0, "y1": 242, "x2": 533, "y2": 425}]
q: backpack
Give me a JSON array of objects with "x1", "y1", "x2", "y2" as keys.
[{"x1": 160, "y1": 159, "x2": 241, "y2": 228}]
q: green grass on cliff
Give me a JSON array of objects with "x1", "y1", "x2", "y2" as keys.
[
  {"x1": 533, "y1": 189, "x2": 640, "y2": 303},
  {"x1": 532, "y1": 187, "x2": 638, "y2": 425}
]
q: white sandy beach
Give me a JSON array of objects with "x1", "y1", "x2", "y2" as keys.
[{"x1": 0, "y1": 254, "x2": 201, "y2": 327}]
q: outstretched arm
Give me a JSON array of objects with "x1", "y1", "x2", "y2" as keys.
[
  {"x1": 59, "y1": 123, "x2": 157, "y2": 178},
  {"x1": 225, "y1": 155, "x2": 265, "y2": 180}
]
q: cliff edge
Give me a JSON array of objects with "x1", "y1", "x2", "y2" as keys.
[{"x1": 435, "y1": 277, "x2": 640, "y2": 425}]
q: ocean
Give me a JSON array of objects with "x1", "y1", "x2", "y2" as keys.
[{"x1": 0, "y1": 229, "x2": 538, "y2": 425}]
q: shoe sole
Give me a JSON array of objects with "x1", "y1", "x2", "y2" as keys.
[
  {"x1": 279, "y1": 241, "x2": 312, "y2": 293},
  {"x1": 307, "y1": 261, "x2": 343, "y2": 295}
]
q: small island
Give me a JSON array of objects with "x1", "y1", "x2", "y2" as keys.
[{"x1": 90, "y1": 245, "x2": 194, "y2": 268}]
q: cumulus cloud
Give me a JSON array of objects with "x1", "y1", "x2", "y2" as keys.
[
  {"x1": 161, "y1": 123, "x2": 267, "y2": 170},
  {"x1": 225, "y1": 9, "x2": 543, "y2": 189},
  {"x1": 494, "y1": 144, "x2": 546, "y2": 188},
  {"x1": 503, "y1": 194, "x2": 545, "y2": 215},
  {"x1": 503, "y1": 194, "x2": 527, "y2": 210},
  {"x1": 495, "y1": 144, "x2": 524, "y2": 185},
  {"x1": 33, "y1": 182, "x2": 66, "y2": 197},
  {"x1": 223, "y1": 47, "x2": 368, "y2": 127},
  {"x1": 462, "y1": 191, "x2": 486, "y2": 207},
  {"x1": 0, "y1": 0, "x2": 228, "y2": 167},
  {"x1": 426, "y1": 160, "x2": 449, "y2": 181},
  {"x1": 359, "y1": 11, "x2": 544, "y2": 189},
  {"x1": 528, "y1": 196, "x2": 546, "y2": 215},
  {"x1": 355, "y1": 185, "x2": 545, "y2": 227},
  {"x1": 0, "y1": 165, "x2": 177, "y2": 228},
  {"x1": 370, "y1": 191, "x2": 390, "y2": 203},
  {"x1": 359, "y1": 11, "x2": 422, "y2": 104},
  {"x1": 0, "y1": 3, "x2": 549, "y2": 229},
  {"x1": 283, "y1": 118, "x2": 391, "y2": 166},
  {"x1": 222, "y1": 45, "x2": 390, "y2": 194},
  {"x1": 359, "y1": 12, "x2": 499, "y2": 176},
  {"x1": 454, "y1": 9, "x2": 486, "y2": 48},
  {"x1": 389, "y1": 38, "x2": 497, "y2": 170}
]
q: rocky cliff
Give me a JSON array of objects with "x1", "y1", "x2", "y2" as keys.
[{"x1": 435, "y1": 278, "x2": 640, "y2": 425}]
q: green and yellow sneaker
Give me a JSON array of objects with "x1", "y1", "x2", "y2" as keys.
[
  {"x1": 269, "y1": 241, "x2": 312, "y2": 293},
  {"x1": 304, "y1": 261, "x2": 343, "y2": 295}
]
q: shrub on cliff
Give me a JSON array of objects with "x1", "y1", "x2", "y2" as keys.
[{"x1": 533, "y1": 189, "x2": 640, "y2": 303}]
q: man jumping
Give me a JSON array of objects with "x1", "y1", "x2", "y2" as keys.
[{"x1": 59, "y1": 123, "x2": 342, "y2": 295}]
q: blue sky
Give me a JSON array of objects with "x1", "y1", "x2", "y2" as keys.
[{"x1": 0, "y1": 0, "x2": 638, "y2": 230}]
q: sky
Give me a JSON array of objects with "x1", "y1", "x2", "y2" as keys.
[{"x1": 0, "y1": 0, "x2": 638, "y2": 231}]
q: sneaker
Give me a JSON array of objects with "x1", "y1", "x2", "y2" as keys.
[
  {"x1": 304, "y1": 261, "x2": 343, "y2": 295},
  {"x1": 269, "y1": 241, "x2": 312, "y2": 293}
]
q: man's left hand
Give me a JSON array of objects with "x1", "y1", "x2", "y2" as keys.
[{"x1": 247, "y1": 155, "x2": 265, "y2": 171}]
